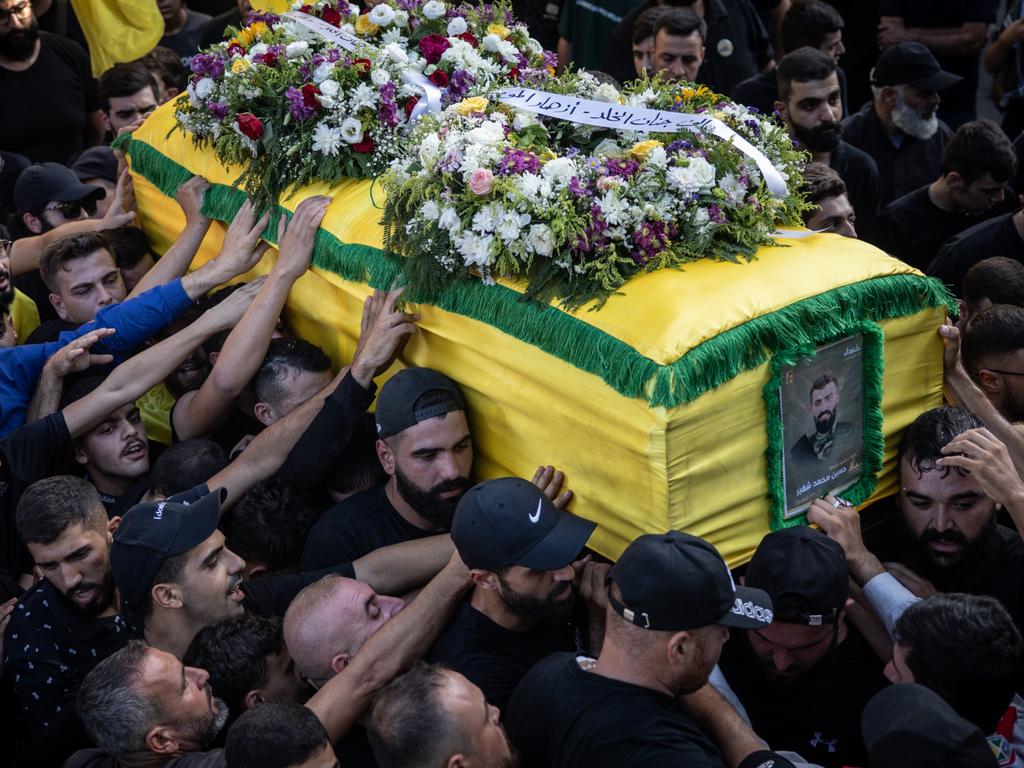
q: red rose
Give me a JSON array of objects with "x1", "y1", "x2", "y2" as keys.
[
  {"x1": 418, "y1": 33, "x2": 451, "y2": 65},
  {"x1": 353, "y1": 57, "x2": 372, "y2": 77},
  {"x1": 455, "y1": 32, "x2": 478, "y2": 47},
  {"x1": 428, "y1": 69, "x2": 449, "y2": 88},
  {"x1": 404, "y1": 96, "x2": 419, "y2": 120},
  {"x1": 300, "y1": 4, "x2": 312, "y2": 11},
  {"x1": 320, "y1": 5, "x2": 342, "y2": 26},
  {"x1": 258, "y1": 51, "x2": 278, "y2": 67},
  {"x1": 353, "y1": 137, "x2": 376, "y2": 153},
  {"x1": 509, "y1": 67, "x2": 520, "y2": 80},
  {"x1": 227, "y1": 43, "x2": 245, "y2": 57},
  {"x1": 236, "y1": 112, "x2": 264, "y2": 140},
  {"x1": 301, "y1": 83, "x2": 321, "y2": 110}
]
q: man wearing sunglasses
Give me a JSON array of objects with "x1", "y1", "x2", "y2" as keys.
[
  {"x1": 14, "y1": 161, "x2": 104, "y2": 236},
  {"x1": 716, "y1": 525, "x2": 888, "y2": 768}
]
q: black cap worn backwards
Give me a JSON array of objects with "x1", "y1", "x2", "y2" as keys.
[
  {"x1": 111, "y1": 490, "x2": 224, "y2": 609},
  {"x1": 745, "y1": 526, "x2": 848, "y2": 626},
  {"x1": 862, "y1": 684, "x2": 998, "y2": 768},
  {"x1": 608, "y1": 531, "x2": 774, "y2": 632},
  {"x1": 13, "y1": 162, "x2": 104, "y2": 214},
  {"x1": 452, "y1": 477, "x2": 596, "y2": 571},
  {"x1": 375, "y1": 367, "x2": 466, "y2": 440},
  {"x1": 870, "y1": 42, "x2": 962, "y2": 91}
]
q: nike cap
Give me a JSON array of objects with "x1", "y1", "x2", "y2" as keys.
[
  {"x1": 111, "y1": 488, "x2": 224, "y2": 609},
  {"x1": 745, "y1": 526, "x2": 847, "y2": 626},
  {"x1": 375, "y1": 367, "x2": 466, "y2": 440},
  {"x1": 452, "y1": 477, "x2": 596, "y2": 571},
  {"x1": 608, "y1": 531, "x2": 774, "y2": 632}
]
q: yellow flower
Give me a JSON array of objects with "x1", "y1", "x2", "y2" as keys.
[
  {"x1": 486, "y1": 23, "x2": 510, "y2": 39},
  {"x1": 235, "y1": 21, "x2": 268, "y2": 46},
  {"x1": 680, "y1": 84, "x2": 711, "y2": 100},
  {"x1": 454, "y1": 96, "x2": 489, "y2": 116},
  {"x1": 629, "y1": 139, "x2": 662, "y2": 160},
  {"x1": 231, "y1": 58, "x2": 250, "y2": 73},
  {"x1": 354, "y1": 13, "x2": 380, "y2": 35},
  {"x1": 539, "y1": 149, "x2": 557, "y2": 161}
]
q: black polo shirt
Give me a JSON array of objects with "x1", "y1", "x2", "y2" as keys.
[
  {"x1": 829, "y1": 140, "x2": 880, "y2": 241},
  {"x1": 3, "y1": 578, "x2": 128, "y2": 739},
  {"x1": 928, "y1": 213, "x2": 1024, "y2": 295},
  {"x1": 841, "y1": 104, "x2": 953, "y2": 207}
]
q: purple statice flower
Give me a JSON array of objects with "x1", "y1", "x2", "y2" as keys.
[
  {"x1": 298, "y1": 63, "x2": 311, "y2": 80},
  {"x1": 208, "y1": 101, "x2": 229, "y2": 119},
  {"x1": 665, "y1": 140, "x2": 692, "y2": 154},
  {"x1": 286, "y1": 86, "x2": 317, "y2": 120},
  {"x1": 378, "y1": 81, "x2": 399, "y2": 128},
  {"x1": 497, "y1": 147, "x2": 542, "y2": 177},
  {"x1": 708, "y1": 204, "x2": 726, "y2": 224},
  {"x1": 395, "y1": 0, "x2": 418, "y2": 10},
  {"x1": 744, "y1": 118, "x2": 761, "y2": 136},
  {"x1": 268, "y1": 43, "x2": 286, "y2": 58},
  {"x1": 311, "y1": 53, "x2": 326, "y2": 68},
  {"x1": 245, "y1": 10, "x2": 279, "y2": 25},
  {"x1": 541, "y1": 50, "x2": 558, "y2": 70},
  {"x1": 190, "y1": 53, "x2": 225, "y2": 79},
  {"x1": 630, "y1": 219, "x2": 674, "y2": 265},
  {"x1": 577, "y1": 205, "x2": 609, "y2": 253},
  {"x1": 447, "y1": 69, "x2": 476, "y2": 100},
  {"x1": 326, "y1": 48, "x2": 342, "y2": 62},
  {"x1": 602, "y1": 157, "x2": 639, "y2": 178}
]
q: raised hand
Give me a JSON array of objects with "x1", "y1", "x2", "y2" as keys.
[
  {"x1": 807, "y1": 494, "x2": 884, "y2": 585},
  {"x1": 175, "y1": 176, "x2": 211, "y2": 226},
  {"x1": 100, "y1": 169, "x2": 137, "y2": 229},
  {"x1": 531, "y1": 465, "x2": 573, "y2": 509},
  {"x1": 214, "y1": 199, "x2": 272, "y2": 279},
  {"x1": 201, "y1": 277, "x2": 266, "y2": 331},
  {"x1": 350, "y1": 287, "x2": 420, "y2": 388},
  {"x1": 940, "y1": 427, "x2": 1024, "y2": 508},
  {"x1": 44, "y1": 328, "x2": 117, "y2": 378},
  {"x1": 274, "y1": 196, "x2": 330, "y2": 281}
]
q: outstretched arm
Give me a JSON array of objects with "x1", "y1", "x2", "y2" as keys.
[{"x1": 26, "y1": 330, "x2": 116, "y2": 422}]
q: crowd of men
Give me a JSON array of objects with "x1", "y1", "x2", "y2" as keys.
[{"x1": 2, "y1": 0, "x2": 1024, "y2": 766}]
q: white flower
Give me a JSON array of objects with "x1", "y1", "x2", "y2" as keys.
[
  {"x1": 526, "y1": 224, "x2": 555, "y2": 256},
  {"x1": 418, "y1": 133, "x2": 442, "y2": 170},
  {"x1": 482, "y1": 34, "x2": 501, "y2": 52},
  {"x1": 446, "y1": 16, "x2": 467, "y2": 35},
  {"x1": 381, "y1": 27, "x2": 405, "y2": 43},
  {"x1": 517, "y1": 173, "x2": 552, "y2": 200},
  {"x1": 341, "y1": 22, "x2": 355, "y2": 34},
  {"x1": 370, "y1": 67, "x2": 391, "y2": 86},
  {"x1": 598, "y1": 192, "x2": 630, "y2": 226},
  {"x1": 455, "y1": 232, "x2": 494, "y2": 267},
  {"x1": 626, "y1": 88, "x2": 656, "y2": 107},
  {"x1": 347, "y1": 3, "x2": 360, "y2": 14},
  {"x1": 495, "y1": 39, "x2": 519, "y2": 64},
  {"x1": 384, "y1": 42, "x2": 409, "y2": 64},
  {"x1": 467, "y1": 120, "x2": 505, "y2": 146},
  {"x1": 312, "y1": 122, "x2": 343, "y2": 156},
  {"x1": 471, "y1": 204, "x2": 500, "y2": 233},
  {"x1": 541, "y1": 156, "x2": 576, "y2": 189},
  {"x1": 496, "y1": 211, "x2": 528, "y2": 243},
  {"x1": 592, "y1": 139, "x2": 621, "y2": 157},
  {"x1": 512, "y1": 112, "x2": 537, "y2": 131},
  {"x1": 340, "y1": 117, "x2": 364, "y2": 144},
  {"x1": 194, "y1": 77, "x2": 215, "y2": 100},
  {"x1": 285, "y1": 41, "x2": 309, "y2": 58},
  {"x1": 667, "y1": 157, "x2": 717, "y2": 194},
  {"x1": 419, "y1": 200, "x2": 440, "y2": 221},
  {"x1": 718, "y1": 173, "x2": 747, "y2": 205},
  {"x1": 368, "y1": 3, "x2": 395, "y2": 25},
  {"x1": 319, "y1": 79, "x2": 340, "y2": 98},
  {"x1": 438, "y1": 206, "x2": 460, "y2": 231},
  {"x1": 249, "y1": 43, "x2": 268, "y2": 57},
  {"x1": 645, "y1": 146, "x2": 668, "y2": 169},
  {"x1": 525, "y1": 37, "x2": 542, "y2": 54},
  {"x1": 349, "y1": 82, "x2": 376, "y2": 110},
  {"x1": 393, "y1": 9, "x2": 409, "y2": 26},
  {"x1": 313, "y1": 62, "x2": 335, "y2": 84},
  {"x1": 592, "y1": 82, "x2": 621, "y2": 104},
  {"x1": 690, "y1": 207, "x2": 711, "y2": 231},
  {"x1": 422, "y1": 0, "x2": 446, "y2": 19}
]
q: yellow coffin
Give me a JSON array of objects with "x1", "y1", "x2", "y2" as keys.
[{"x1": 121, "y1": 102, "x2": 950, "y2": 566}]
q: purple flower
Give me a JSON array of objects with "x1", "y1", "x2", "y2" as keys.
[
  {"x1": 326, "y1": 48, "x2": 342, "y2": 62},
  {"x1": 447, "y1": 69, "x2": 476, "y2": 101},
  {"x1": 497, "y1": 147, "x2": 542, "y2": 176},
  {"x1": 190, "y1": 53, "x2": 225, "y2": 79},
  {"x1": 438, "y1": 151, "x2": 462, "y2": 173},
  {"x1": 568, "y1": 176, "x2": 591, "y2": 197},
  {"x1": 208, "y1": 101, "x2": 229, "y2": 118},
  {"x1": 708, "y1": 204, "x2": 726, "y2": 224},
  {"x1": 602, "y1": 157, "x2": 639, "y2": 178},
  {"x1": 286, "y1": 86, "x2": 317, "y2": 120},
  {"x1": 541, "y1": 50, "x2": 558, "y2": 69},
  {"x1": 630, "y1": 219, "x2": 675, "y2": 264},
  {"x1": 379, "y1": 81, "x2": 399, "y2": 128},
  {"x1": 244, "y1": 10, "x2": 279, "y2": 25},
  {"x1": 665, "y1": 140, "x2": 692, "y2": 154}
]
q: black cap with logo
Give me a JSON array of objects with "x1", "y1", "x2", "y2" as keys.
[
  {"x1": 608, "y1": 531, "x2": 774, "y2": 631},
  {"x1": 13, "y1": 162, "x2": 104, "y2": 214},
  {"x1": 452, "y1": 477, "x2": 596, "y2": 571},
  {"x1": 375, "y1": 367, "x2": 466, "y2": 440},
  {"x1": 745, "y1": 526, "x2": 848, "y2": 626},
  {"x1": 870, "y1": 42, "x2": 962, "y2": 91},
  {"x1": 111, "y1": 489, "x2": 224, "y2": 609}
]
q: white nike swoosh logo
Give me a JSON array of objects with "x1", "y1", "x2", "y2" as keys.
[{"x1": 528, "y1": 499, "x2": 542, "y2": 524}]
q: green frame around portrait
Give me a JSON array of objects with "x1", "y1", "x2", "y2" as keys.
[{"x1": 764, "y1": 321, "x2": 885, "y2": 530}]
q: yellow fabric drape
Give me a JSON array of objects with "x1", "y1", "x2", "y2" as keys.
[
  {"x1": 70, "y1": 0, "x2": 164, "y2": 77},
  {"x1": 10, "y1": 289, "x2": 40, "y2": 344}
]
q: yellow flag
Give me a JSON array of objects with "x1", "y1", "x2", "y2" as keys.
[
  {"x1": 250, "y1": 0, "x2": 292, "y2": 11},
  {"x1": 70, "y1": 0, "x2": 165, "y2": 77}
]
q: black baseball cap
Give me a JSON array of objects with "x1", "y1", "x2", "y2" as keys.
[
  {"x1": 13, "y1": 162, "x2": 104, "y2": 214},
  {"x1": 375, "y1": 367, "x2": 466, "y2": 440},
  {"x1": 452, "y1": 477, "x2": 596, "y2": 571},
  {"x1": 608, "y1": 531, "x2": 774, "y2": 631},
  {"x1": 862, "y1": 684, "x2": 998, "y2": 768},
  {"x1": 70, "y1": 146, "x2": 118, "y2": 184},
  {"x1": 111, "y1": 489, "x2": 224, "y2": 609},
  {"x1": 870, "y1": 42, "x2": 962, "y2": 91},
  {"x1": 745, "y1": 526, "x2": 847, "y2": 626}
]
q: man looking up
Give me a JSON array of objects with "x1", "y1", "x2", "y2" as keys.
[
  {"x1": 774, "y1": 47, "x2": 880, "y2": 238},
  {"x1": 650, "y1": 8, "x2": 706, "y2": 84},
  {"x1": 428, "y1": 477, "x2": 599, "y2": 711},
  {"x1": 505, "y1": 531, "x2": 786, "y2": 768},
  {"x1": 842, "y1": 42, "x2": 960, "y2": 207},
  {"x1": 717, "y1": 527, "x2": 888, "y2": 767},
  {"x1": 875, "y1": 120, "x2": 1017, "y2": 271}
]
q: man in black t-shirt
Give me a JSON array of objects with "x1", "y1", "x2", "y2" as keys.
[
  {"x1": 429, "y1": 478, "x2": 597, "y2": 712},
  {"x1": 505, "y1": 531, "x2": 790, "y2": 768},
  {"x1": 929, "y1": 212, "x2": 1024, "y2": 296},
  {"x1": 718, "y1": 526, "x2": 888, "y2": 768}
]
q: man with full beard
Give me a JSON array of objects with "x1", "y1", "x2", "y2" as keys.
[
  {"x1": 0, "y1": 0, "x2": 102, "y2": 163},
  {"x1": 427, "y1": 478, "x2": 599, "y2": 712},
  {"x1": 789, "y1": 372, "x2": 855, "y2": 468},
  {"x1": 775, "y1": 47, "x2": 880, "y2": 239},
  {"x1": 301, "y1": 368, "x2": 572, "y2": 569}
]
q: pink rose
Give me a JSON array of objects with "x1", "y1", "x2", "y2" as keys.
[{"x1": 468, "y1": 168, "x2": 494, "y2": 196}]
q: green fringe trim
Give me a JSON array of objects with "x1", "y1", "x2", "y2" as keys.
[
  {"x1": 763, "y1": 322, "x2": 886, "y2": 529},
  {"x1": 124, "y1": 137, "x2": 955, "y2": 409}
]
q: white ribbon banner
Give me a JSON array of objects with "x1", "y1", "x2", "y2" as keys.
[{"x1": 496, "y1": 86, "x2": 789, "y2": 198}]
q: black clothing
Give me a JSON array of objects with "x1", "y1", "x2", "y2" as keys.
[
  {"x1": 159, "y1": 11, "x2": 213, "y2": 58},
  {"x1": 877, "y1": 0, "x2": 999, "y2": 126},
  {"x1": 603, "y1": 0, "x2": 772, "y2": 95},
  {"x1": 64, "y1": 748, "x2": 226, "y2": 768},
  {"x1": 0, "y1": 33, "x2": 98, "y2": 164},
  {"x1": 789, "y1": 422, "x2": 856, "y2": 467},
  {"x1": 3, "y1": 578, "x2": 128, "y2": 739},
  {"x1": 241, "y1": 561, "x2": 355, "y2": 618},
  {"x1": 506, "y1": 652, "x2": 725, "y2": 767},
  {"x1": 35, "y1": 0, "x2": 89, "y2": 59},
  {"x1": 427, "y1": 600, "x2": 577, "y2": 712},
  {"x1": 841, "y1": 104, "x2": 953, "y2": 207},
  {"x1": 199, "y1": 7, "x2": 242, "y2": 49},
  {"x1": 513, "y1": 0, "x2": 564, "y2": 52},
  {"x1": 874, "y1": 185, "x2": 1018, "y2": 271},
  {"x1": 206, "y1": 405, "x2": 263, "y2": 457},
  {"x1": 13, "y1": 271, "x2": 59, "y2": 326},
  {"x1": 25, "y1": 318, "x2": 75, "y2": 345},
  {"x1": 734, "y1": 67, "x2": 850, "y2": 120},
  {"x1": 0, "y1": 412, "x2": 72, "y2": 578},
  {"x1": 829, "y1": 141, "x2": 881, "y2": 241},
  {"x1": 928, "y1": 212, "x2": 1024, "y2": 295},
  {"x1": 717, "y1": 624, "x2": 888, "y2": 768},
  {"x1": 97, "y1": 472, "x2": 150, "y2": 519},
  {"x1": 301, "y1": 485, "x2": 435, "y2": 569}
]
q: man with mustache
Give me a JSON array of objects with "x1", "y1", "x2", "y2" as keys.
[
  {"x1": 427, "y1": 478, "x2": 599, "y2": 712},
  {"x1": 0, "y1": 232, "x2": 40, "y2": 344},
  {"x1": 789, "y1": 372, "x2": 855, "y2": 468},
  {"x1": 0, "y1": 0, "x2": 102, "y2": 164},
  {"x1": 774, "y1": 47, "x2": 880, "y2": 239}
]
